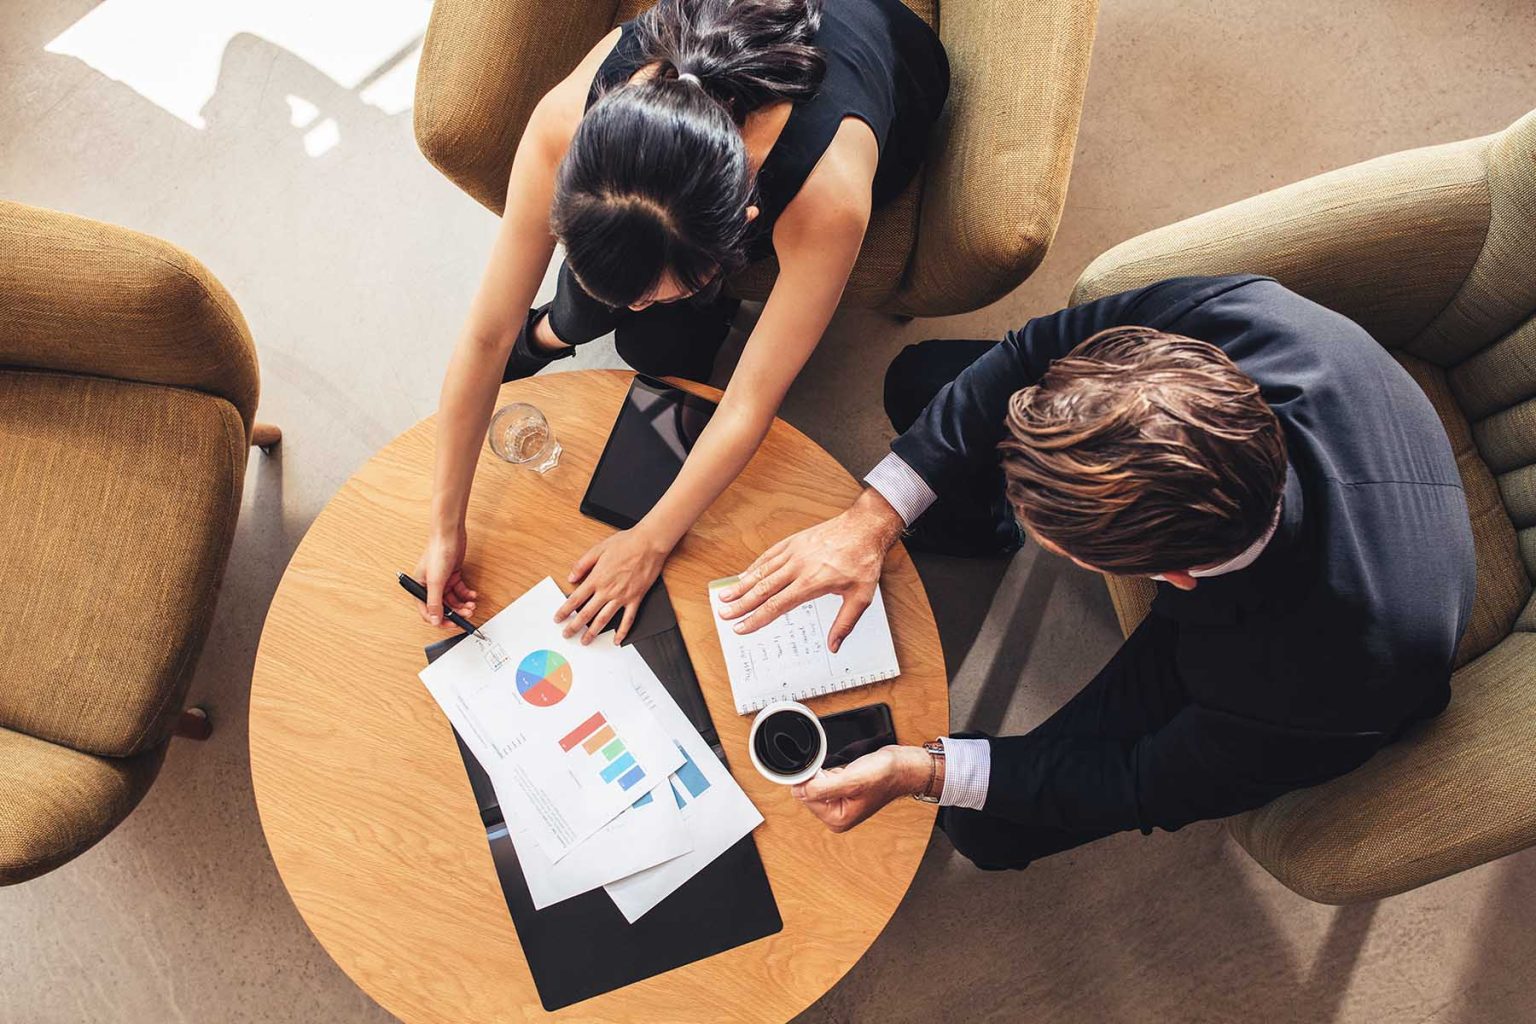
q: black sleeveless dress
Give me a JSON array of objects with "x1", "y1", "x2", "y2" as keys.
[
  {"x1": 532, "y1": 0, "x2": 949, "y2": 379},
  {"x1": 587, "y1": 0, "x2": 951, "y2": 258}
]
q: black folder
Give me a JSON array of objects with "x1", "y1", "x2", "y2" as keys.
[{"x1": 423, "y1": 579, "x2": 781, "y2": 1011}]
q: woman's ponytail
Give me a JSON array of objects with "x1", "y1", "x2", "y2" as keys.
[{"x1": 632, "y1": 0, "x2": 825, "y2": 121}]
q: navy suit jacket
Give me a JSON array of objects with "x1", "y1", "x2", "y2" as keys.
[{"x1": 894, "y1": 275, "x2": 1477, "y2": 833}]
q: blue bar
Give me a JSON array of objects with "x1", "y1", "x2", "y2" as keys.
[
  {"x1": 600, "y1": 752, "x2": 636, "y2": 783},
  {"x1": 617, "y1": 765, "x2": 646, "y2": 791},
  {"x1": 674, "y1": 745, "x2": 711, "y2": 799},
  {"x1": 670, "y1": 780, "x2": 686, "y2": 809},
  {"x1": 631, "y1": 791, "x2": 653, "y2": 808}
]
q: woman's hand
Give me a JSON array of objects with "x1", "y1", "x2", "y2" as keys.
[
  {"x1": 412, "y1": 523, "x2": 479, "y2": 628},
  {"x1": 556, "y1": 527, "x2": 671, "y2": 645}
]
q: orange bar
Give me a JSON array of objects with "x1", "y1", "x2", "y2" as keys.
[{"x1": 581, "y1": 724, "x2": 616, "y2": 755}]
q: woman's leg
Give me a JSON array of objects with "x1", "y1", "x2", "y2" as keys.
[
  {"x1": 545, "y1": 262, "x2": 626, "y2": 346},
  {"x1": 503, "y1": 263, "x2": 624, "y2": 382},
  {"x1": 519, "y1": 261, "x2": 739, "y2": 383},
  {"x1": 613, "y1": 294, "x2": 739, "y2": 383}
]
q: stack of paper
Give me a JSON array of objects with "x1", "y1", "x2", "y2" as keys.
[{"x1": 419, "y1": 578, "x2": 762, "y2": 922}]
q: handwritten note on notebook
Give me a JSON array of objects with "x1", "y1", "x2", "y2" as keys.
[{"x1": 708, "y1": 578, "x2": 901, "y2": 715}]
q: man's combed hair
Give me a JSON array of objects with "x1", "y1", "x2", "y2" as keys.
[{"x1": 999, "y1": 326, "x2": 1288, "y2": 575}]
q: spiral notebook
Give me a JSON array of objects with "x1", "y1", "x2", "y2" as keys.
[{"x1": 708, "y1": 578, "x2": 901, "y2": 715}]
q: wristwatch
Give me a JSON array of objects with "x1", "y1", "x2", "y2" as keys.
[{"x1": 911, "y1": 740, "x2": 946, "y2": 804}]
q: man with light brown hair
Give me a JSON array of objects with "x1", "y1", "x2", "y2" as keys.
[{"x1": 717, "y1": 275, "x2": 1476, "y2": 870}]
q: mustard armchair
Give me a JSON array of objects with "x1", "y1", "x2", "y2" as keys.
[
  {"x1": 413, "y1": 0, "x2": 1100, "y2": 316},
  {"x1": 0, "y1": 202, "x2": 279, "y2": 885},
  {"x1": 1071, "y1": 110, "x2": 1536, "y2": 904}
]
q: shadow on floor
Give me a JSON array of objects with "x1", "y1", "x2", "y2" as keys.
[{"x1": 797, "y1": 814, "x2": 1385, "y2": 1024}]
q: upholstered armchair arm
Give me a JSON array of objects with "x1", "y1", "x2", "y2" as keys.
[
  {"x1": 0, "y1": 202, "x2": 259, "y2": 430},
  {"x1": 1070, "y1": 129, "x2": 1502, "y2": 351},
  {"x1": 893, "y1": 0, "x2": 1099, "y2": 317},
  {"x1": 1228, "y1": 634, "x2": 1536, "y2": 903},
  {"x1": 414, "y1": 0, "x2": 617, "y2": 215}
]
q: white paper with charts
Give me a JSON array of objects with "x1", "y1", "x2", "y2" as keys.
[
  {"x1": 419, "y1": 578, "x2": 684, "y2": 861},
  {"x1": 602, "y1": 645, "x2": 764, "y2": 922},
  {"x1": 501, "y1": 728, "x2": 692, "y2": 910},
  {"x1": 709, "y1": 578, "x2": 901, "y2": 714}
]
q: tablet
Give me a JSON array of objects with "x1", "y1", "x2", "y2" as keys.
[{"x1": 581, "y1": 374, "x2": 717, "y2": 529}]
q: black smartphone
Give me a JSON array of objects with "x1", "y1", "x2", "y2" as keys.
[{"x1": 819, "y1": 703, "x2": 897, "y2": 770}]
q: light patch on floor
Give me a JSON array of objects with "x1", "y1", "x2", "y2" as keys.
[{"x1": 44, "y1": 0, "x2": 429, "y2": 131}]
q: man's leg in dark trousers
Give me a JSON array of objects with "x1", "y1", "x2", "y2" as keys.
[
  {"x1": 883, "y1": 339, "x2": 1021, "y2": 556},
  {"x1": 940, "y1": 615, "x2": 1187, "y2": 870}
]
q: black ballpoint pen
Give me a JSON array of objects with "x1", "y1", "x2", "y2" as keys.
[{"x1": 396, "y1": 572, "x2": 488, "y2": 640}]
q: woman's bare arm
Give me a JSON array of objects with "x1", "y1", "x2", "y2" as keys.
[
  {"x1": 556, "y1": 119, "x2": 878, "y2": 641},
  {"x1": 415, "y1": 31, "x2": 621, "y2": 625}
]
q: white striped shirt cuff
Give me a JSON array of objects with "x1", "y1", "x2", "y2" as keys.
[
  {"x1": 938, "y1": 737, "x2": 989, "y2": 810},
  {"x1": 864, "y1": 452, "x2": 938, "y2": 527}
]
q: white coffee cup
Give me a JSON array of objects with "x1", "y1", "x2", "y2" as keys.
[{"x1": 747, "y1": 701, "x2": 827, "y2": 785}]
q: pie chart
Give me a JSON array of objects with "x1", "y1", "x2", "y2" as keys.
[{"x1": 515, "y1": 650, "x2": 572, "y2": 707}]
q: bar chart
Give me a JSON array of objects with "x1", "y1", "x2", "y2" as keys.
[
  {"x1": 559, "y1": 712, "x2": 647, "y2": 792},
  {"x1": 669, "y1": 742, "x2": 711, "y2": 810}
]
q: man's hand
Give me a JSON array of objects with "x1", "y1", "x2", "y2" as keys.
[
  {"x1": 792, "y1": 745, "x2": 935, "y2": 832},
  {"x1": 717, "y1": 488, "x2": 905, "y2": 651}
]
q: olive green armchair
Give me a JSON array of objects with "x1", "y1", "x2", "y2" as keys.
[
  {"x1": 413, "y1": 0, "x2": 1099, "y2": 316},
  {"x1": 1071, "y1": 109, "x2": 1536, "y2": 904},
  {"x1": 0, "y1": 202, "x2": 279, "y2": 885}
]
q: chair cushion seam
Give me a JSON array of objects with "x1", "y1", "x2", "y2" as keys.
[{"x1": 1405, "y1": 144, "x2": 1500, "y2": 368}]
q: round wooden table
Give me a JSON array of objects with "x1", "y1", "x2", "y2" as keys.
[{"x1": 250, "y1": 370, "x2": 947, "y2": 1023}]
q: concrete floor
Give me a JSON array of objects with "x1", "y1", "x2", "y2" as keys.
[{"x1": 3, "y1": 1, "x2": 1536, "y2": 1021}]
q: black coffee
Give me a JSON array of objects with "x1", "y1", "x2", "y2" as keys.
[{"x1": 754, "y1": 710, "x2": 822, "y2": 776}]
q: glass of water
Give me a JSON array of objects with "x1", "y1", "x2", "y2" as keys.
[{"x1": 488, "y1": 402, "x2": 561, "y2": 473}]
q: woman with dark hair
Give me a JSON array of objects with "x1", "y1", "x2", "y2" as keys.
[{"x1": 413, "y1": 0, "x2": 949, "y2": 642}]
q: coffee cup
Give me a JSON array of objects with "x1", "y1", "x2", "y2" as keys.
[{"x1": 747, "y1": 701, "x2": 827, "y2": 785}]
